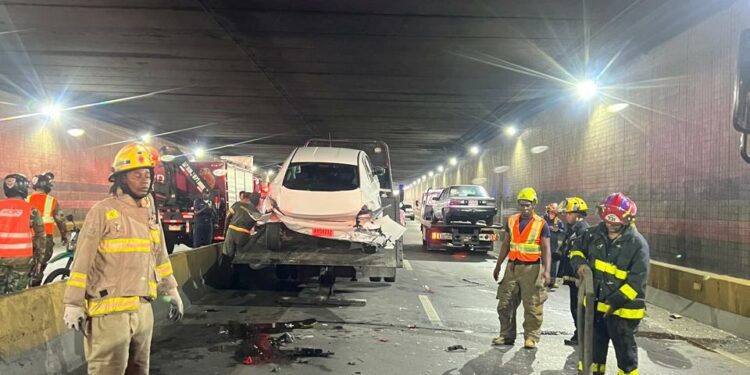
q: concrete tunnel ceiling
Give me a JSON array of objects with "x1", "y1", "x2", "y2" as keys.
[{"x1": 0, "y1": 0, "x2": 737, "y2": 181}]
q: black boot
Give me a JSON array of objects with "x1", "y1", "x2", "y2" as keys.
[{"x1": 564, "y1": 334, "x2": 578, "y2": 346}]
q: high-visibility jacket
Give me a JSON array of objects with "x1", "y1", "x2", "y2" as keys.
[
  {"x1": 63, "y1": 193, "x2": 178, "y2": 317},
  {"x1": 569, "y1": 222, "x2": 650, "y2": 320},
  {"x1": 0, "y1": 199, "x2": 33, "y2": 258},
  {"x1": 508, "y1": 213, "x2": 545, "y2": 263},
  {"x1": 27, "y1": 192, "x2": 58, "y2": 235}
]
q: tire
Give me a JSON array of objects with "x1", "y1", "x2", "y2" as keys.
[
  {"x1": 266, "y1": 223, "x2": 282, "y2": 251},
  {"x1": 43, "y1": 268, "x2": 70, "y2": 285},
  {"x1": 369, "y1": 277, "x2": 382, "y2": 282},
  {"x1": 384, "y1": 276, "x2": 396, "y2": 283}
]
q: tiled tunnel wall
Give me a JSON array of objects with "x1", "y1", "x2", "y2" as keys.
[
  {"x1": 407, "y1": 2, "x2": 750, "y2": 278},
  {"x1": 0, "y1": 114, "x2": 173, "y2": 220}
]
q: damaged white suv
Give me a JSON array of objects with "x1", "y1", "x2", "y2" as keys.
[{"x1": 264, "y1": 146, "x2": 405, "y2": 250}]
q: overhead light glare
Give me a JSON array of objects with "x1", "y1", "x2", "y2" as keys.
[
  {"x1": 504, "y1": 126, "x2": 517, "y2": 136},
  {"x1": 449, "y1": 157, "x2": 458, "y2": 166},
  {"x1": 437, "y1": 165, "x2": 444, "y2": 172},
  {"x1": 66, "y1": 128, "x2": 85, "y2": 137},
  {"x1": 607, "y1": 103, "x2": 629, "y2": 112},
  {"x1": 576, "y1": 80, "x2": 598, "y2": 100},
  {"x1": 194, "y1": 147, "x2": 205, "y2": 158},
  {"x1": 469, "y1": 145, "x2": 480, "y2": 155},
  {"x1": 530, "y1": 145, "x2": 549, "y2": 154}
]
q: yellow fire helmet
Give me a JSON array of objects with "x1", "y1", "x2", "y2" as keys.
[
  {"x1": 109, "y1": 143, "x2": 159, "y2": 181},
  {"x1": 559, "y1": 197, "x2": 588, "y2": 213},
  {"x1": 516, "y1": 187, "x2": 538, "y2": 203}
]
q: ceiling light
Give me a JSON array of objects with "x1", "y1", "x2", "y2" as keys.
[
  {"x1": 267, "y1": 169, "x2": 275, "y2": 176},
  {"x1": 576, "y1": 80, "x2": 598, "y2": 100},
  {"x1": 428, "y1": 171, "x2": 434, "y2": 177},
  {"x1": 469, "y1": 145, "x2": 480, "y2": 155},
  {"x1": 39, "y1": 103, "x2": 63, "y2": 120},
  {"x1": 607, "y1": 103, "x2": 629, "y2": 112},
  {"x1": 421, "y1": 175, "x2": 426, "y2": 181},
  {"x1": 194, "y1": 147, "x2": 205, "y2": 158},
  {"x1": 140, "y1": 133, "x2": 152, "y2": 144},
  {"x1": 66, "y1": 128, "x2": 85, "y2": 137},
  {"x1": 437, "y1": 165, "x2": 444, "y2": 172},
  {"x1": 449, "y1": 157, "x2": 458, "y2": 166},
  {"x1": 251, "y1": 165, "x2": 258, "y2": 172},
  {"x1": 504, "y1": 126, "x2": 517, "y2": 136},
  {"x1": 530, "y1": 145, "x2": 549, "y2": 154},
  {"x1": 493, "y1": 166, "x2": 510, "y2": 174}
]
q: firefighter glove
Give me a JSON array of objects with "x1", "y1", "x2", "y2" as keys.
[
  {"x1": 63, "y1": 305, "x2": 85, "y2": 333},
  {"x1": 167, "y1": 288, "x2": 184, "y2": 322}
]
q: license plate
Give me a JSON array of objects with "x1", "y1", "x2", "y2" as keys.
[
  {"x1": 469, "y1": 200, "x2": 478, "y2": 206},
  {"x1": 312, "y1": 228, "x2": 334, "y2": 237},
  {"x1": 168, "y1": 225, "x2": 182, "y2": 231}
]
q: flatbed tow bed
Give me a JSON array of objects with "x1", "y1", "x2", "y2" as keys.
[{"x1": 420, "y1": 219, "x2": 501, "y2": 252}]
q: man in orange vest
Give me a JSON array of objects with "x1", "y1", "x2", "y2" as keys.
[
  {"x1": 63, "y1": 144, "x2": 183, "y2": 374},
  {"x1": 27, "y1": 172, "x2": 67, "y2": 286},
  {"x1": 492, "y1": 187, "x2": 552, "y2": 349},
  {"x1": 0, "y1": 173, "x2": 45, "y2": 295}
]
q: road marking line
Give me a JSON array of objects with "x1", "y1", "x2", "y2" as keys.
[
  {"x1": 419, "y1": 295, "x2": 443, "y2": 326},
  {"x1": 403, "y1": 259, "x2": 413, "y2": 271},
  {"x1": 713, "y1": 348, "x2": 750, "y2": 368}
]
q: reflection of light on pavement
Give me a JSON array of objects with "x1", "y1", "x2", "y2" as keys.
[{"x1": 451, "y1": 252, "x2": 469, "y2": 261}]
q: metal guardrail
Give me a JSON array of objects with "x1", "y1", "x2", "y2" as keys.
[{"x1": 577, "y1": 267, "x2": 595, "y2": 375}]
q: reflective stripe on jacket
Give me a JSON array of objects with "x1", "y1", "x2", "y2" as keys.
[
  {"x1": 63, "y1": 193, "x2": 178, "y2": 316},
  {"x1": 508, "y1": 213, "x2": 544, "y2": 262},
  {"x1": 27, "y1": 192, "x2": 57, "y2": 235},
  {"x1": 569, "y1": 223, "x2": 650, "y2": 320},
  {"x1": 0, "y1": 199, "x2": 33, "y2": 258}
]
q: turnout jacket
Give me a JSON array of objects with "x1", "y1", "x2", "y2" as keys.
[
  {"x1": 569, "y1": 223, "x2": 650, "y2": 319},
  {"x1": 63, "y1": 192, "x2": 178, "y2": 316},
  {"x1": 558, "y1": 220, "x2": 589, "y2": 282}
]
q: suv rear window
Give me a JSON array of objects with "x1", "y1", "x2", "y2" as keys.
[
  {"x1": 448, "y1": 185, "x2": 488, "y2": 197},
  {"x1": 283, "y1": 163, "x2": 359, "y2": 191}
]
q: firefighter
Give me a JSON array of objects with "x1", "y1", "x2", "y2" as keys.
[
  {"x1": 27, "y1": 172, "x2": 67, "y2": 286},
  {"x1": 193, "y1": 188, "x2": 215, "y2": 247},
  {"x1": 543, "y1": 202, "x2": 564, "y2": 289},
  {"x1": 223, "y1": 191, "x2": 262, "y2": 260},
  {"x1": 0, "y1": 174, "x2": 45, "y2": 294},
  {"x1": 492, "y1": 187, "x2": 552, "y2": 349},
  {"x1": 570, "y1": 193, "x2": 649, "y2": 375},
  {"x1": 63, "y1": 143, "x2": 184, "y2": 375},
  {"x1": 556, "y1": 197, "x2": 589, "y2": 346}
]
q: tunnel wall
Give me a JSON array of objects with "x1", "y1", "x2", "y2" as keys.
[
  {"x1": 407, "y1": 1, "x2": 750, "y2": 279},
  {"x1": 0, "y1": 112, "x2": 174, "y2": 221}
]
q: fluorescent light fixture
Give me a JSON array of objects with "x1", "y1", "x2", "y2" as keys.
[
  {"x1": 493, "y1": 165, "x2": 510, "y2": 174},
  {"x1": 504, "y1": 126, "x2": 517, "y2": 136},
  {"x1": 469, "y1": 145, "x2": 480, "y2": 155},
  {"x1": 437, "y1": 165, "x2": 444, "y2": 172},
  {"x1": 530, "y1": 145, "x2": 549, "y2": 154},
  {"x1": 40, "y1": 103, "x2": 63, "y2": 120},
  {"x1": 449, "y1": 157, "x2": 458, "y2": 166},
  {"x1": 428, "y1": 171, "x2": 434, "y2": 177},
  {"x1": 66, "y1": 128, "x2": 85, "y2": 137},
  {"x1": 140, "y1": 133, "x2": 152, "y2": 143},
  {"x1": 194, "y1": 147, "x2": 205, "y2": 158},
  {"x1": 267, "y1": 169, "x2": 275, "y2": 176},
  {"x1": 576, "y1": 80, "x2": 598, "y2": 100},
  {"x1": 607, "y1": 103, "x2": 629, "y2": 112}
]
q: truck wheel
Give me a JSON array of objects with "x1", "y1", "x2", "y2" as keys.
[
  {"x1": 164, "y1": 230, "x2": 178, "y2": 254},
  {"x1": 266, "y1": 223, "x2": 282, "y2": 251},
  {"x1": 384, "y1": 276, "x2": 396, "y2": 283}
]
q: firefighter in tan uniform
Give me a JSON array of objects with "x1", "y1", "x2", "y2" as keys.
[
  {"x1": 63, "y1": 143, "x2": 184, "y2": 375},
  {"x1": 492, "y1": 187, "x2": 552, "y2": 349}
]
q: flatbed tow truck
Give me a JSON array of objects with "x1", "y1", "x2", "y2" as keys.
[
  {"x1": 420, "y1": 218, "x2": 500, "y2": 253},
  {"x1": 232, "y1": 139, "x2": 404, "y2": 306}
]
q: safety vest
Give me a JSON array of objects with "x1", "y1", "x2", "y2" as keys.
[
  {"x1": 0, "y1": 199, "x2": 33, "y2": 258},
  {"x1": 508, "y1": 213, "x2": 544, "y2": 262},
  {"x1": 27, "y1": 192, "x2": 57, "y2": 235}
]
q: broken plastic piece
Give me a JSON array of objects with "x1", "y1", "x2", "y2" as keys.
[{"x1": 670, "y1": 313, "x2": 683, "y2": 319}]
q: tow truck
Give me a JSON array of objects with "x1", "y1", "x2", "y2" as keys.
[{"x1": 420, "y1": 219, "x2": 499, "y2": 253}]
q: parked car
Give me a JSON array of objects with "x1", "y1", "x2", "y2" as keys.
[
  {"x1": 264, "y1": 146, "x2": 404, "y2": 248},
  {"x1": 431, "y1": 185, "x2": 497, "y2": 225},
  {"x1": 420, "y1": 188, "x2": 443, "y2": 220},
  {"x1": 401, "y1": 203, "x2": 415, "y2": 220}
]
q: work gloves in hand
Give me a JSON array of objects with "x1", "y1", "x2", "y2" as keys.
[
  {"x1": 63, "y1": 305, "x2": 86, "y2": 336},
  {"x1": 166, "y1": 288, "x2": 184, "y2": 322}
]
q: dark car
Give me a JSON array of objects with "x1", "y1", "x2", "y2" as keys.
[{"x1": 432, "y1": 185, "x2": 497, "y2": 225}]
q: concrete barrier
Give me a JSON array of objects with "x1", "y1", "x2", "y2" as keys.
[{"x1": 0, "y1": 244, "x2": 222, "y2": 374}]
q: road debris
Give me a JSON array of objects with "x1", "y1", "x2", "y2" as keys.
[
  {"x1": 446, "y1": 345, "x2": 467, "y2": 352},
  {"x1": 218, "y1": 326, "x2": 229, "y2": 335},
  {"x1": 282, "y1": 347, "x2": 334, "y2": 358},
  {"x1": 348, "y1": 361, "x2": 357, "y2": 366},
  {"x1": 242, "y1": 356, "x2": 254, "y2": 365},
  {"x1": 670, "y1": 313, "x2": 683, "y2": 320}
]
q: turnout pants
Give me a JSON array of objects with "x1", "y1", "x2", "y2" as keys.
[
  {"x1": 582, "y1": 312, "x2": 640, "y2": 375},
  {"x1": 568, "y1": 283, "x2": 579, "y2": 339},
  {"x1": 84, "y1": 301, "x2": 154, "y2": 375},
  {"x1": 496, "y1": 262, "x2": 548, "y2": 342},
  {"x1": 0, "y1": 256, "x2": 33, "y2": 295}
]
